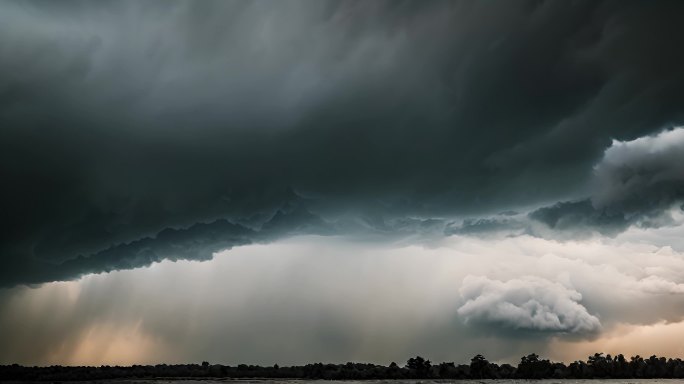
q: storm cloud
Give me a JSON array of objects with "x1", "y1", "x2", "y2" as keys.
[
  {"x1": 593, "y1": 128, "x2": 684, "y2": 215},
  {"x1": 1, "y1": 0, "x2": 684, "y2": 286},
  {"x1": 527, "y1": 128, "x2": 684, "y2": 236}
]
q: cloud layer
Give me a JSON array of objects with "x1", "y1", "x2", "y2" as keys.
[
  {"x1": 1, "y1": 0, "x2": 684, "y2": 285},
  {"x1": 5, "y1": 126, "x2": 684, "y2": 286}
]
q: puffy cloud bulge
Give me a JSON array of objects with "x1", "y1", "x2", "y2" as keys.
[
  {"x1": 1, "y1": 0, "x2": 684, "y2": 287},
  {"x1": 458, "y1": 276, "x2": 601, "y2": 334}
]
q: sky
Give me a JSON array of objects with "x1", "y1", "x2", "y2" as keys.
[{"x1": 1, "y1": 0, "x2": 684, "y2": 366}]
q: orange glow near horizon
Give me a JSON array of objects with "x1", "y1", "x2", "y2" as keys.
[
  {"x1": 549, "y1": 321, "x2": 684, "y2": 363},
  {"x1": 45, "y1": 321, "x2": 166, "y2": 366}
]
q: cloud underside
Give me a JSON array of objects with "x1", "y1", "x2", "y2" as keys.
[
  {"x1": 3, "y1": 127, "x2": 684, "y2": 287},
  {"x1": 0, "y1": 0, "x2": 684, "y2": 286}
]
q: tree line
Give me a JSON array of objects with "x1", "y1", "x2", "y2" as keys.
[{"x1": 3, "y1": 352, "x2": 684, "y2": 380}]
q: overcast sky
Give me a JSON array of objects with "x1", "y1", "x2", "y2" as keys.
[{"x1": 2, "y1": 0, "x2": 684, "y2": 366}]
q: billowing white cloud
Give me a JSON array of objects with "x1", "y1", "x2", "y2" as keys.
[
  {"x1": 634, "y1": 275, "x2": 684, "y2": 295},
  {"x1": 457, "y1": 276, "x2": 601, "y2": 333}
]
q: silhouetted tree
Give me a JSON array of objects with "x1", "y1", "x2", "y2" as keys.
[
  {"x1": 5, "y1": 351, "x2": 684, "y2": 381},
  {"x1": 517, "y1": 353, "x2": 554, "y2": 378},
  {"x1": 437, "y1": 362, "x2": 455, "y2": 378},
  {"x1": 470, "y1": 354, "x2": 489, "y2": 379},
  {"x1": 588, "y1": 352, "x2": 611, "y2": 377},
  {"x1": 406, "y1": 356, "x2": 431, "y2": 378}
]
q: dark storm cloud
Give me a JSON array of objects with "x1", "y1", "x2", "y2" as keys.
[
  {"x1": 0, "y1": 197, "x2": 334, "y2": 287},
  {"x1": 592, "y1": 129, "x2": 684, "y2": 216},
  {"x1": 527, "y1": 128, "x2": 684, "y2": 236},
  {"x1": 528, "y1": 199, "x2": 630, "y2": 236},
  {"x1": 446, "y1": 216, "x2": 527, "y2": 236},
  {"x1": 2, "y1": 0, "x2": 684, "y2": 286}
]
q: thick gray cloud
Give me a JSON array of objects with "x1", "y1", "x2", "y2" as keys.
[
  {"x1": 527, "y1": 128, "x2": 684, "y2": 236},
  {"x1": 593, "y1": 128, "x2": 684, "y2": 215},
  {"x1": 528, "y1": 199, "x2": 630, "y2": 236},
  {"x1": 0, "y1": 198, "x2": 335, "y2": 287},
  {"x1": 458, "y1": 275, "x2": 601, "y2": 334},
  {"x1": 1, "y1": 0, "x2": 684, "y2": 286}
]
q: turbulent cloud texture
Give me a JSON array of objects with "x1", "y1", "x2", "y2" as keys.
[
  {"x1": 593, "y1": 128, "x2": 684, "y2": 215},
  {"x1": 458, "y1": 276, "x2": 601, "y2": 334},
  {"x1": 1, "y1": 0, "x2": 684, "y2": 285},
  {"x1": 528, "y1": 128, "x2": 684, "y2": 236}
]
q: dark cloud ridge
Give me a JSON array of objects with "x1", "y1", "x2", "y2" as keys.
[{"x1": 1, "y1": 199, "x2": 338, "y2": 287}]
